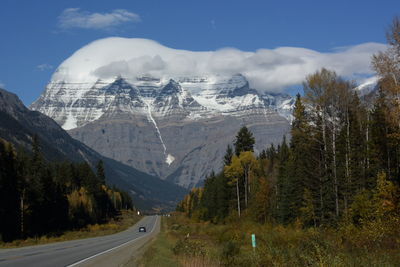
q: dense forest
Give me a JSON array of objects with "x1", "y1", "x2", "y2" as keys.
[
  {"x1": 177, "y1": 17, "x2": 400, "y2": 236},
  {"x1": 0, "y1": 136, "x2": 133, "y2": 242}
]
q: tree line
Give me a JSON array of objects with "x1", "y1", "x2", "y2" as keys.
[
  {"x1": 0, "y1": 136, "x2": 133, "y2": 242},
  {"x1": 177, "y1": 17, "x2": 400, "y2": 230}
]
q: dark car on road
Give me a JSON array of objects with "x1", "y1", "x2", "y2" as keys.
[{"x1": 139, "y1": 226, "x2": 146, "y2": 232}]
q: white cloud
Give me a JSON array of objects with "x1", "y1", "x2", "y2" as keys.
[
  {"x1": 52, "y1": 37, "x2": 387, "y2": 93},
  {"x1": 37, "y1": 63, "x2": 54, "y2": 71},
  {"x1": 0, "y1": 81, "x2": 4, "y2": 88},
  {"x1": 58, "y1": 8, "x2": 140, "y2": 30}
]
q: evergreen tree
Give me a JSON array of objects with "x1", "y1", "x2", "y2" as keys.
[
  {"x1": 31, "y1": 134, "x2": 43, "y2": 171},
  {"x1": 96, "y1": 160, "x2": 106, "y2": 184},
  {"x1": 223, "y1": 145, "x2": 234, "y2": 166},
  {"x1": 369, "y1": 89, "x2": 391, "y2": 187},
  {"x1": 287, "y1": 94, "x2": 314, "y2": 222},
  {"x1": 299, "y1": 189, "x2": 316, "y2": 227},
  {"x1": 200, "y1": 172, "x2": 218, "y2": 221},
  {"x1": 0, "y1": 141, "x2": 20, "y2": 241},
  {"x1": 214, "y1": 173, "x2": 230, "y2": 221},
  {"x1": 266, "y1": 143, "x2": 277, "y2": 173},
  {"x1": 276, "y1": 136, "x2": 291, "y2": 223},
  {"x1": 0, "y1": 139, "x2": 133, "y2": 242},
  {"x1": 234, "y1": 126, "x2": 255, "y2": 156}
]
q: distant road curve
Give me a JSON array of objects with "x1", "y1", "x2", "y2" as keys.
[{"x1": 0, "y1": 215, "x2": 160, "y2": 267}]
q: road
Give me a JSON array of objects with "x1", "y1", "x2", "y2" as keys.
[{"x1": 0, "y1": 215, "x2": 160, "y2": 267}]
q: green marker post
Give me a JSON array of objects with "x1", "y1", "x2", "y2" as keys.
[{"x1": 251, "y1": 234, "x2": 256, "y2": 253}]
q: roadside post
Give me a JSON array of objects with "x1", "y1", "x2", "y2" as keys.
[{"x1": 251, "y1": 234, "x2": 256, "y2": 253}]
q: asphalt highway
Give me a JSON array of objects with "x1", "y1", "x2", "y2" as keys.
[{"x1": 0, "y1": 215, "x2": 159, "y2": 267}]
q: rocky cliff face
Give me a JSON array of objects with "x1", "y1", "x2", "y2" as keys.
[{"x1": 31, "y1": 73, "x2": 292, "y2": 188}]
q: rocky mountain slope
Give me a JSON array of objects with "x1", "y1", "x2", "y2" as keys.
[
  {"x1": 0, "y1": 88, "x2": 187, "y2": 210},
  {"x1": 30, "y1": 37, "x2": 295, "y2": 188},
  {"x1": 32, "y1": 73, "x2": 292, "y2": 188}
]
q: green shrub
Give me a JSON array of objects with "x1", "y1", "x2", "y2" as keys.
[
  {"x1": 172, "y1": 238, "x2": 206, "y2": 258},
  {"x1": 220, "y1": 240, "x2": 240, "y2": 266}
]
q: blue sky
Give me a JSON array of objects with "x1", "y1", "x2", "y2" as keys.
[{"x1": 0, "y1": 0, "x2": 398, "y2": 105}]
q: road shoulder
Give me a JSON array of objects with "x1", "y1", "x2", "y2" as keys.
[{"x1": 78, "y1": 216, "x2": 161, "y2": 267}]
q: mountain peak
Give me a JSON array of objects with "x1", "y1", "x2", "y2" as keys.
[
  {"x1": 0, "y1": 88, "x2": 28, "y2": 119},
  {"x1": 104, "y1": 77, "x2": 134, "y2": 93},
  {"x1": 159, "y1": 79, "x2": 182, "y2": 95}
]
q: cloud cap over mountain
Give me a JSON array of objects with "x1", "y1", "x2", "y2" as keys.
[{"x1": 51, "y1": 37, "x2": 385, "y2": 93}]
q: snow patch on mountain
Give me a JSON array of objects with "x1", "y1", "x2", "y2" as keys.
[
  {"x1": 63, "y1": 110, "x2": 78, "y2": 130},
  {"x1": 166, "y1": 154, "x2": 175, "y2": 165},
  {"x1": 143, "y1": 98, "x2": 174, "y2": 165}
]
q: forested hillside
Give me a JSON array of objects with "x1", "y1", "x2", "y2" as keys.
[
  {"x1": 0, "y1": 137, "x2": 133, "y2": 242},
  {"x1": 177, "y1": 16, "x2": 400, "y2": 242},
  {"x1": 0, "y1": 87, "x2": 187, "y2": 212},
  {"x1": 178, "y1": 70, "x2": 400, "y2": 229}
]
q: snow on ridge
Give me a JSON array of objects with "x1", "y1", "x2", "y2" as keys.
[{"x1": 32, "y1": 70, "x2": 296, "y2": 132}]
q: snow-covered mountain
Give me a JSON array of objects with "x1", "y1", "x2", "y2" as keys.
[
  {"x1": 31, "y1": 38, "x2": 293, "y2": 188},
  {"x1": 32, "y1": 73, "x2": 294, "y2": 130}
]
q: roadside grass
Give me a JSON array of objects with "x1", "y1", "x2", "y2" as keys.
[
  {"x1": 137, "y1": 216, "x2": 181, "y2": 267},
  {"x1": 0, "y1": 210, "x2": 141, "y2": 248},
  {"x1": 138, "y1": 215, "x2": 220, "y2": 267},
  {"x1": 139, "y1": 212, "x2": 400, "y2": 267}
]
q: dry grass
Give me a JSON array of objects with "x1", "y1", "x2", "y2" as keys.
[
  {"x1": 0, "y1": 210, "x2": 141, "y2": 248},
  {"x1": 137, "y1": 216, "x2": 181, "y2": 267},
  {"x1": 141, "y1": 213, "x2": 400, "y2": 267}
]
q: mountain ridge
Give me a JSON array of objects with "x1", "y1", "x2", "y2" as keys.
[
  {"x1": 31, "y1": 74, "x2": 295, "y2": 130},
  {"x1": 0, "y1": 88, "x2": 187, "y2": 210}
]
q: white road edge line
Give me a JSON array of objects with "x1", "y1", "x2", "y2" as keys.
[{"x1": 67, "y1": 216, "x2": 159, "y2": 267}]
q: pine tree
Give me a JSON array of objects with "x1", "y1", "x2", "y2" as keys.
[
  {"x1": 276, "y1": 136, "x2": 291, "y2": 223},
  {"x1": 96, "y1": 160, "x2": 106, "y2": 184},
  {"x1": 234, "y1": 126, "x2": 255, "y2": 156},
  {"x1": 287, "y1": 94, "x2": 314, "y2": 221},
  {"x1": 369, "y1": 89, "x2": 391, "y2": 187},
  {"x1": 299, "y1": 189, "x2": 316, "y2": 227},
  {"x1": 341, "y1": 92, "x2": 367, "y2": 214},
  {"x1": 31, "y1": 134, "x2": 43, "y2": 171},
  {"x1": 200, "y1": 172, "x2": 217, "y2": 221},
  {"x1": 223, "y1": 145, "x2": 234, "y2": 166},
  {"x1": 0, "y1": 141, "x2": 20, "y2": 241},
  {"x1": 214, "y1": 173, "x2": 230, "y2": 221}
]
